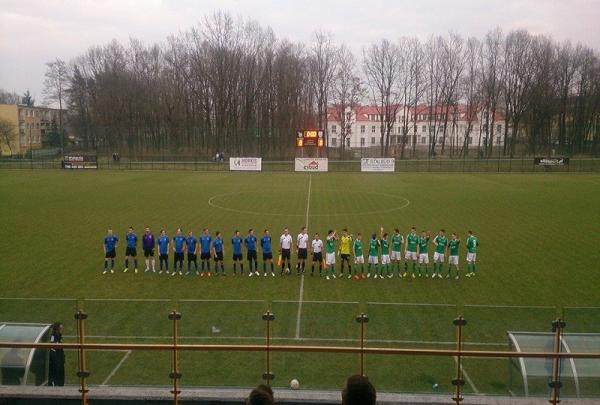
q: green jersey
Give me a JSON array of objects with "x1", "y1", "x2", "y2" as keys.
[
  {"x1": 406, "y1": 233, "x2": 418, "y2": 252},
  {"x1": 448, "y1": 239, "x2": 460, "y2": 256},
  {"x1": 391, "y1": 234, "x2": 403, "y2": 251},
  {"x1": 368, "y1": 239, "x2": 379, "y2": 256},
  {"x1": 418, "y1": 236, "x2": 429, "y2": 254},
  {"x1": 381, "y1": 239, "x2": 389, "y2": 255},
  {"x1": 353, "y1": 239, "x2": 363, "y2": 256},
  {"x1": 326, "y1": 236, "x2": 336, "y2": 254},
  {"x1": 434, "y1": 235, "x2": 448, "y2": 254},
  {"x1": 466, "y1": 235, "x2": 478, "y2": 253}
]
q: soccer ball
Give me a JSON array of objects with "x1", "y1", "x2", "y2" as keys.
[{"x1": 290, "y1": 379, "x2": 300, "y2": 390}]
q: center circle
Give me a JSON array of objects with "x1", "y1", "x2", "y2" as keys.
[{"x1": 207, "y1": 191, "x2": 410, "y2": 217}]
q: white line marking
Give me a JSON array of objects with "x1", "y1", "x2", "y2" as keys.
[
  {"x1": 274, "y1": 300, "x2": 359, "y2": 304},
  {"x1": 367, "y1": 302, "x2": 456, "y2": 307},
  {"x1": 178, "y1": 299, "x2": 264, "y2": 303},
  {"x1": 84, "y1": 298, "x2": 171, "y2": 302},
  {"x1": 455, "y1": 357, "x2": 480, "y2": 394},
  {"x1": 295, "y1": 174, "x2": 311, "y2": 340},
  {"x1": 463, "y1": 304, "x2": 555, "y2": 309},
  {"x1": 101, "y1": 350, "x2": 131, "y2": 386}
]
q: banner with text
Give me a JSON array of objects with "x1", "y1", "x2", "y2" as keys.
[
  {"x1": 63, "y1": 154, "x2": 98, "y2": 169},
  {"x1": 294, "y1": 158, "x2": 329, "y2": 172},
  {"x1": 229, "y1": 157, "x2": 262, "y2": 171},
  {"x1": 534, "y1": 157, "x2": 569, "y2": 166},
  {"x1": 361, "y1": 158, "x2": 395, "y2": 172}
]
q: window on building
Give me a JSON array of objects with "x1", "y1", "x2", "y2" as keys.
[
  {"x1": 346, "y1": 138, "x2": 351, "y2": 147},
  {"x1": 371, "y1": 137, "x2": 376, "y2": 145},
  {"x1": 468, "y1": 137, "x2": 473, "y2": 145},
  {"x1": 360, "y1": 137, "x2": 365, "y2": 146},
  {"x1": 422, "y1": 125, "x2": 426, "y2": 132},
  {"x1": 421, "y1": 137, "x2": 427, "y2": 144},
  {"x1": 360, "y1": 125, "x2": 365, "y2": 133},
  {"x1": 332, "y1": 125, "x2": 337, "y2": 133},
  {"x1": 371, "y1": 126, "x2": 376, "y2": 133},
  {"x1": 497, "y1": 136, "x2": 501, "y2": 144},
  {"x1": 497, "y1": 124, "x2": 502, "y2": 132},
  {"x1": 331, "y1": 137, "x2": 337, "y2": 146}
]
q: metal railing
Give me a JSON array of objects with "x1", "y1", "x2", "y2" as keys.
[{"x1": 1, "y1": 310, "x2": 599, "y2": 405}]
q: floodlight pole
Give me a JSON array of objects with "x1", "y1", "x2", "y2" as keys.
[
  {"x1": 262, "y1": 311, "x2": 275, "y2": 385},
  {"x1": 168, "y1": 310, "x2": 182, "y2": 405},
  {"x1": 75, "y1": 310, "x2": 89, "y2": 405},
  {"x1": 452, "y1": 316, "x2": 467, "y2": 404},
  {"x1": 356, "y1": 313, "x2": 369, "y2": 376},
  {"x1": 549, "y1": 319, "x2": 566, "y2": 405}
]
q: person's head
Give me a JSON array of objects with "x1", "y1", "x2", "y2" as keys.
[
  {"x1": 411, "y1": 226, "x2": 416, "y2": 234},
  {"x1": 216, "y1": 231, "x2": 221, "y2": 238},
  {"x1": 203, "y1": 228, "x2": 209, "y2": 235},
  {"x1": 284, "y1": 227, "x2": 289, "y2": 235},
  {"x1": 421, "y1": 230, "x2": 427, "y2": 237},
  {"x1": 176, "y1": 228, "x2": 182, "y2": 235},
  {"x1": 468, "y1": 230, "x2": 473, "y2": 235},
  {"x1": 249, "y1": 228, "x2": 254, "y2": 235},
  {"x1": 246, "y1": 384, "x2": 274, "y2": 405},
  {"x1": 107, "y1": 228, "x2": 113, "y2": 235},
  {"x1": 371, "y1": 233, "x2": 376, "y2": 240},
  {"x1": 342, "y1": 375, "x2": 376, "y2": 405},
  {"x1": 301, "y1": 226, "x2": 307, "y2": 235},
  {"x1": 383, "y1": 232, "x2": 388, "y2": 238},
  {"x1": 144, "y1": 226, "x2": 150, "y2": 234},
  {"x1": 128, "y1": 226, "x2": 134, "y2": 234},
  {"x1": 52, "y1": 322, "x2": 64, "y2": 335},
  {"x1": 394, "y1": 228, "x2": 400, "y2": 234},
  {"x1": 343, "y1": 228, "x2": 348, "y2": 236},
  {"x1": 188, "y1": 230, "x2": 193, "y2": 237},
  {"x1": 328, "y1": 229, "x2": 334, "y2": 237},
  {"x1": 264, "y1": 229, "x2": 270, "y2": 236},
  {"x1": 314, "y1": 233, "x2": 320, "y2": 240},
  {"x1": 357, "y1": 233, "x2": 362, "y2": 240},
  {"x1": 160, "y1": 229, "x2": 166, "y2": 236},
  {"x1": 235, "y1": 230, "x2": 240, "y2": 236},
  {"x1": 452, "y1": 232, "x2": 457, "y2": 240},
  {"x1": 439, "y1": 229, "x2": 445, "y2": 236}
]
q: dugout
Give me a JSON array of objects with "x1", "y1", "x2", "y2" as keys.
[
  {"x1": 0, "y1": 323, "x2": 51, "y2": 386},
  {"x1": 508, "y1": 332, "x2": 600, "y2": 398}
]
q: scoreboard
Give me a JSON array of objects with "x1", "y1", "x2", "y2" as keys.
[{"x1": 296, "y1": 130, "x2": 325, "y2": 147}]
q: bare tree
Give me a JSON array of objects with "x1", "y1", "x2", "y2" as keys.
[
  {"x1": 0, "y1": 118, "x2": 16, "y2": 155},
  {"x1": 364, "y1": 39, "x2": 402, "y2": 156},
  {"x1": 43, "y1": 58, "x2": 69, "y2": 153},
  {"x1": 0, "y1": 89, "x2": 21, "y2": 104}
]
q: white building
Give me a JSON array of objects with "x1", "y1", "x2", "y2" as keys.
[{"x1": 326, "y1": 104, "x2": 505, "y2": 152}]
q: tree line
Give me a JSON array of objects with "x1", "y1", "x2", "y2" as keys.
[{"x1": 31, "y1": 12, "x2": 600, "y2": 158}]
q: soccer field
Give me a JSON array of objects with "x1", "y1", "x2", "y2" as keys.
[{"x1": 1, "y1": 169, "x2": 599, "y2": 396}]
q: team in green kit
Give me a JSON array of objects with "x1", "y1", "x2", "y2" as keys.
[{"x1": 102, "y1": 225, "x2": 479, "y2": 279}]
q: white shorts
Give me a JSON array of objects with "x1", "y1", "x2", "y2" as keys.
[
  {"x1": 368, "y1": 255, "x2": 378, "y2": 264},
  {"x1": 449, "y1": 255, "x2": 459, "y2": 265},
  {"x1": 326, "y1": 252, "x2": 336, "y2": 265},
  {"x1": 354, "y1": 255, "x2": 364, "y2": 264},
  {"x1": 391, "y1": 251, "x2": 402, "y2": 260},
  {"x1": 433, "y1": 252, "x2": 445, "y2": 263},
  {"x1": 418, "y1": 253, "x2": 429, "y2": 264},
  {"x1": 381, "y1": 254, "x2": 391, "y2": 264},
  {"x1": 467, "y1": 253, "x2": 477, "y2": 263},
  {"x1": 405, "y1": 251, "x2": 417, "y2": 260}
]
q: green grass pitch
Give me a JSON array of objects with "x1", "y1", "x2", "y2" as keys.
[{"x1": 1, "y1": 170, "x2": 599, "y2": 396}]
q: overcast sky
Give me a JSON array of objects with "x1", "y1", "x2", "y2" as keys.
[{"x1": 1, "y1": 0, "x2": 599, "y2": 104}]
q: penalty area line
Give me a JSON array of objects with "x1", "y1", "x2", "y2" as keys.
[
  {"x1": 295, "y1": 174, "x2": 311, "y2": 340},
  {"x1": 455, "y1": 357, "x2": 480, "y2": 394},
  {"x1": 101, "y1": 350, "x2": 131, "y2": 386}
]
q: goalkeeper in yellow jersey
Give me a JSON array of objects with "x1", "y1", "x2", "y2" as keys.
[{"x1": 339, "y1": 229, "x2": 353, "y2": 279}]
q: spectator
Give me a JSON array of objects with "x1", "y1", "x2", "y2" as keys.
[
  {"x1": 342, "y1": 375, "x2": 376, "y2": 405},
  {"x1": 48, "y1": 322, "x2": 65, "y2": 386},
  {"x1": 246, "y1": 384, "x2": 274, "y2": 405}
]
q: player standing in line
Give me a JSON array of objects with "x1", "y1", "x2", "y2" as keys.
[
  {"x1": 279, "y1": 228, "x2": 293, "y2": 275},
  {"x1": 172, "y1": 228, "x2": 186, "y2": 276},
  {"x1": 123, "y1": 227, "x2": 139, "y2": 274},
  {"x1": 353, "y1": 233, "x2": 365, "y2": 279},
  {"x1": 380, "y1": 228, "x2": 391, "y2": 278},
  {"x1": 404, "y1": 227, "x2": 419, "y2": 278},
  {"x1": 212, "y1": 231, "x2": 225, "y2": 275},
  {"x1": 390, "y1": 228, "x2": 404, "y2": 278},
  {"x1": 339, "y1": 229, "x2": 353, "y2": 279},
  {"x1": 102, "y1": 228, "x2": 118, "y2": 274},
  {"x1": 367, "y1": 233, "x2": 380, "y2": 279},
  {"x1": 447, "y1": 233, "x2": 460, "y2": 279},
  {"x1": 246, "y1": 229, "x2": 259, "y2": 277},
  {"x1": 185, "y1": 230, "x2": 199, "y2": 275},
  {"x1": 157, "y1": 229, "x2": 170, "y2": 274},
  {"x1": 231, "y1": 230, "x2": 244, "y2": 275},
  {"x1": 142, "y1": 226, "x2": 156, "y2": 273},
  {"x1": 199, "y1": 228, "x2": 212, "y2": 276},
  {"x1": 325, "y1": 230, "x2": 337, "y2": 280},
  {"x1": 417, "y1": 230, "x2": 431, "y2": 278},
  {"x1": 296, "y1": 227, "x2": 309, "y2": 275},
  {"x1": 432, "y1": 229, "x2": 448, "y2": 279},
  {"x1": 311, "y1": 233, "x2": 323, "y2": 276},
  {"x1": 261, "y1": 229, "x2": 275, "y2": 277},
  {"x1": 466, "y1": 230, "x2": 479, "y2": 277}
]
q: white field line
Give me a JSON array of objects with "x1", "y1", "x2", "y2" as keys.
[
  {"x1": 178, "y1": 299, "x2": 264, "y2": 303},
  {"x1": 84, "y1": 298, "x2": 171, "y2": 302},
  {"x1": 64, "y1": 334, "x2": 505, "y2": 346},
  {"x1": 101, "y1": 350, "x2": 131, "y2": 386},
  {"x1": 295, "y1": 174, "x2": 311, "y2": 340},
  {"x1": 463, "y1": 304, "x2": 555, "y2": 309},
  {"x1": 455, "y1": 356, "x2": 480, "y2": 394},
  {"x1": 367, "y1": 302, "x2": 456, "y2": 307},
  {"x1": 274, "y1": 300, "x2": 359, "y2": 304}
]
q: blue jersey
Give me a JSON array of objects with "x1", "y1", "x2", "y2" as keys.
[
  {"x1": 213, "y1": 237, "x2": 223, "y2": 253},
  {"x1": 104, "y1": 235, "x2": 118, "y2": 251},
  {"x1": 126, "y1": 233, "x2": 137, "y2": 248},
  {"x1": 245, "y1": 234, "x2": 257, "y2": 251},
  {"x1": 186, "y1": 236, "x2": 198, "y2": 253},
  {"x1": 158, "y1": 236, "x2": 170, "y2": 255},
  {"x1": 261, "y1": 235, "x2": 272, "y2": 254},
  {"x1": 232, "y1": 236, "x2": 243, "y2": 255},
  {"x1": 199, "y1": 234, "x2": 212, "y2": 253},
  {"x1": 173, "y1": 234, "x2": 186, "y2": 253}
]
